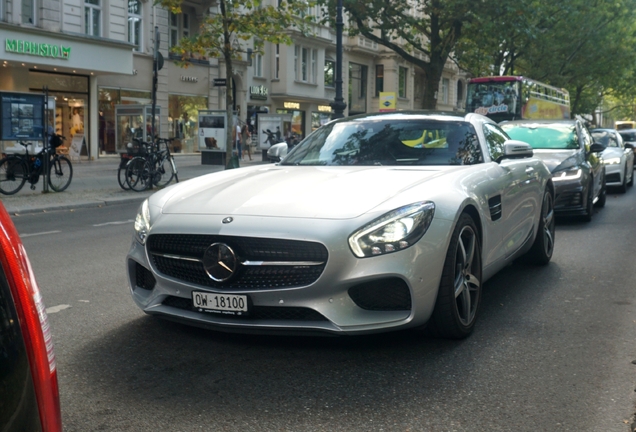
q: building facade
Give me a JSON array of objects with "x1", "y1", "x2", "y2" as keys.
[{"x1": 0, "y1": 0, "x2": 468, "y2": 158}]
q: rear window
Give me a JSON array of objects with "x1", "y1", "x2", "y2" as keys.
[
  {"x1": 501, "y1": 123, "x2": 579, "y2": 150},
  {"x1": 619, "y1": 131, "x2": 636, "y2": 142}
]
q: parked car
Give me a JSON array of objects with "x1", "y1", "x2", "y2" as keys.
[
  {"x1": 501, "y1": 119, "x2": 606, "y2": 221},
  {"x1": 590, "y1": 128, "x2": 634, "y2": 192},
  {"x1": 618, "y1": 128, "x2": 636, "y2": 158},
  {"x1": 127, "y1": 111, "x2": 555, "y2": 340},
  {"x1": 0, "y1": 202, "x2": 62, "y2": 431}
]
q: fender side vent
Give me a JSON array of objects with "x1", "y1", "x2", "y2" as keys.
[{"x1": 488, "y1": 195, "x2": 502, "y2": 221}]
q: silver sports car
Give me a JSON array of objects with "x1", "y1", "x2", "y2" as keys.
[{"x1": 127, "y1": 111, "x2": 555, "y2": 339}]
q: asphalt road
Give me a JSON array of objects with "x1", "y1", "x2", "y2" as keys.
[{"x1": 9, "y1": 190, "x2": 636, "y2": 432}]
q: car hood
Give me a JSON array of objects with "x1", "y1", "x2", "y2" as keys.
[
  {"x1": 531, "y1": 149, "x2": 582, "y2": 172},
  {"x1": 159, "y1": 165, "x2": 457, "y2": 219}
]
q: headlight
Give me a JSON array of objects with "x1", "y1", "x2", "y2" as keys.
[
  {"x1": 134, "y1": 199, "x2": 151, "y2": 245},
  {"x1": 349, "y1": 202, "x2": 435, "y2": 258},
  {"x1": 603, "y1": 157, "x2": 621, "y2": 165},
  {"x1": 552, "y1": 168, "x2": 582, "y2": 181}
]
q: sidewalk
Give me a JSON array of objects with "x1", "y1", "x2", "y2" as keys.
[{"x1": 1, "y1": 151, "x2": 268, "y2": 215}]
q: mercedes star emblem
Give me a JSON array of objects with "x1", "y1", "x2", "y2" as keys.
[{"x1": 202, "y1": 243, "x2": 238, "y2": 282}]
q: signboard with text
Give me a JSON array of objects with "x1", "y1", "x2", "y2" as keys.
[{"x1": 0, "y1": 91, "x2": 45, "y2": 141}]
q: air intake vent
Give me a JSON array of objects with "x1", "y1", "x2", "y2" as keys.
[{"x1": 488, "y1": 195, "x2": 502, "y2": 221}]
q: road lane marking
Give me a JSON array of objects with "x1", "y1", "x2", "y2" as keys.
[
  {"x1": 21, "y1": 230, "x2": 62, "y2": 238},
  {"x1": 92, "y1": 220, "x2": 134, "y2": 227},
  {"x1": 47, "y1": 304, "x2": 71, "y2": 314}
]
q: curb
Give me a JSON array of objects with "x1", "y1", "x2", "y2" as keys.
[{"x1": 5, "y1": 193, "x2": 152, "y2": 215}]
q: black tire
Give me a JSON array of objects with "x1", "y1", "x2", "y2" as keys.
[
  {"x1": 618, "y1": 167, "x2": 627, "y2": 193},
  {"x1": 525, "y1": 187, "x2": 555, "y2": 265},
  {"x1": 0, "y1": 157, "x2": 28, "y2": 195},
  {"x1": 154, "y1": 155, "x2": 175, "y2": 188},
  {"x1": 117, "y1": 165, "x2": 131, "y2": 191},
  {"x1": 48, "y1": 156, "x2": 73, "y2": 192},
  {"x1": 126, "y1": 157, "x2": 151, "y2": 192},
  {"x1": 582, "y1": 179, "x2": 594, "y2": 222},
  {"x1": 426, "y1": 213, "x2": 482, "y2": 339},
  {"x1": 595, "y1": 175, "x2": 606, "y2": 208}
]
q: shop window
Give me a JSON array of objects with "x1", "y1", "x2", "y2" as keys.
[
  {"x1": 169, "y1": 94, "x2": 208, "y2": 153},
  {"x1": 276, "y1": 109, "x2": 305, "y2": 141},
  {"x1": 324, "y1": 59, "x2": 335, "y2": 88},
  {"x1": 375, "y1": 64, "x2": 384, "y2": 96},
  {"x1": 128, "y1": 0, "x2": 142, "y2": 51},
  {"x1": 399, "y1": 66, "x2": 407, "y2": 98},
  {"x1": 22, "y1": 0, "x2": 35, "y2": 24},
  {"x1": 85, "y1": 0, "x2": 101, "y2": 37},
  {"x1": 311, "y1": 112, "x2": 330, "y2": 131}
]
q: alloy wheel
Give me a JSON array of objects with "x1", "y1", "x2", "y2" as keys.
[{"x1": 454, "y1": 225, "x2": 480, "y2": 326}]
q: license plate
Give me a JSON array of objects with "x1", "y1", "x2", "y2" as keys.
[{"x1": 192, "y1": 291, "x2": 249, "y2": 316}]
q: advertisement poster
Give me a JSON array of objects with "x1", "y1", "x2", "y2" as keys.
[
  {"x1": 198, "y1": 110, "x2": 227, "y2": 152},
  {"x1": 0, "y1": 92, "x2": 45, "y2": 141},
  {"x1": 257, "y1": 113, "x2": 292, "y2": 150},
  {"x1": 379, "y1": 92, "x2": 397, "y2": 112},
  {"x1": 521, "y1": 97, "x2": 570, "y2": 120}
]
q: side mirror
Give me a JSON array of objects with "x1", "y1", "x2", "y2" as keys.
[
  {"x1": 499, "y1": 140, "x2": 533, "y2": 161},
  {"x1": 589, "y1": 143, "x2": 605, "y2": 153},
  {"x1": 625, "y1": 142, "x2": 634, "y2": 149}
]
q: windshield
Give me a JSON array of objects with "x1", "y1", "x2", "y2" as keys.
[
  {"x1": 590, "y1": 130, "x2": 617, "y2": 148},
  {"x1": 280, "y1": 119, "x2": 483, "y2": 166},
  {"x1": 501, "y1": 123, "x2": 579, "y2": 150}
]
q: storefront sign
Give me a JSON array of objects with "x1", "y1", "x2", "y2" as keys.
[
  {"x1": 5, "y1": 39, "x2": 71, "y2": 60},
  {"x1": 180, "y1": 76, "x2": 198, "y2": 83},
  {"x1": 284, "y1": 102, "x2": 300, "y2": 110},
  {"x1": 379, "y1": 92, "x2": 397, "y2": 112},
  {"x1": 250, "y1": 85, "x2": 268, "y2": 100},
  {"x1": 213, "y1": 79, "x2": 227, "y2": 87},
  {"x1": 317, "y1": 105, "x2": 332, "y2": 112}
]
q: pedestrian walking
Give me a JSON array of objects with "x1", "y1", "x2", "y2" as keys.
[
  {"x1": 241, "y1": 124, "x2": 252, "y2": 161},
  {"x1": 235, "y1": 122, "x2": 242, "y2": 159}
]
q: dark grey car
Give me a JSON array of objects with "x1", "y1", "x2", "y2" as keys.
[{"x1": 501, "y1": 119, "x2": 606, "y2": 221}]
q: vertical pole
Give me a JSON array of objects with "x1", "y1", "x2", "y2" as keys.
[
  {"x1": 43, "y1": 86, "x2": 49, "y2": 193},
  {"x1": 330, "y1": 0, "x2": 346, "y2": 120},
  {"x1": 151, "y1": 26, "x2": 159, "y2": 140}
]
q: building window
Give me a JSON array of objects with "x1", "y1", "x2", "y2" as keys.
[
  {"x1": 349, "y1": 63, "x2": 368, "y2": 115},
  {"x1": 375, "y1": 64, "x2": 384, "y2": 96},
  {"x1": 442, "y1": 78, "x2": 450, "y2": 104},
  {"x1": 170, "y1": 13, "x2": 179, "y2": 48},
  {"x1": 399, "y1": 67, "x2": 407, "y2": 98},
  {"x1": 295, "y1": 45, "x2": 318, "y2": 83},
  {"x1": 169, "y1": 94, "x2": 208, "y2": 153},
  {"x1": 457, "y1": 81, "x2": 464, "y2": 108},
  {"x1": 311, "y1": 50, "x2": 317, "y2": 84},
  {"x1": 254, "y1": 51, "x2": 263, "y2": 77},
  {"x1": 183, "y1": 13, "x2": 190, "y2": 38},
  {"x1": 22, "y1": 0, "x2": 35, "y2": 24},
  {"x1": 85, "y1": 0, "x2": 101, "y2": 36},
  {"x1": 325, "y1": 60, "x2": 335, "y2": 87},
  {"x1": 128, "y1": 0, "x2": 142, "y2": 51},
  {"x1": 275, "y1": 44, "x2": 280, "y2": 79},
  {"x1": 294, "y1": 45, "x2": 299, "y2": 79},
  {"x1": 301, "y1": 47, "x2": 308, "y2": 81}
]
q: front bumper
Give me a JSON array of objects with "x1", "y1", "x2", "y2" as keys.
[
  {"x1": 603, "y1": 163, "x2": 623, "y2": 186},
  {"x1": 553, "y1": 179, "x2": 587, "y2": 215},
  {"x1": 126, "y1": 214, "x2": 452, "y2": 336}
]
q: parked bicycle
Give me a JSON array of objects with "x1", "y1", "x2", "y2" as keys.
[
  {"x1": 124, "y1": 137, "x2": 179, "y2": 192},
  {"x1": 0, "y1": 137, "x2": 73, "y2": 195}
]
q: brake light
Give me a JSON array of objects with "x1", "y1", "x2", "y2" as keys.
[{"x1": 0, "y1": 203, "x2": 62, "y2": 432}]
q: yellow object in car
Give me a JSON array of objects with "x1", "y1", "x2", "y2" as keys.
[{"x1": 400, "y1": 130, "x2": 449, "y2": 148}]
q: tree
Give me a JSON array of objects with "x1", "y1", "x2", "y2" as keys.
[
  {"x1": 320, "y1": 0, "x2": 474, "y2": 109},
  {"x1": 158, "y1": 0, "x2": 314, "y2": 167}
]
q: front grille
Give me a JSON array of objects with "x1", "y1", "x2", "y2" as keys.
[
  {"x1": 348, "y1": 278, "x2": 412, "y2": 311},
  {"x1": 147, "y1": 234, "x2": 328, "y2": 290},
  {"x1": 555, "y1": 191, "x2": 582, "y2": 209},
  {"x1": 134, "y1": 261, "x2": 156, "y2": 290},
  {"x1": 162, "y1": 295, "x2": 328, "y2": 321},
  {"x1": 606, "y1": 172, "x2": 621, "y2": 183}
]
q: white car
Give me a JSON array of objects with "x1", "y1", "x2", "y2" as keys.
[
  {"x1": 127, "y1": 111, "x2": 554, "y2": 339},
  {"x1": 591, "y1": 128, "x2": 634, "y2": 192}
]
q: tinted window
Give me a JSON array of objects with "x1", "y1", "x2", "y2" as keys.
[
  {"x1": 482, "y1": 123, "x2": 510, "y2": 161},
  {"x1": 501, "y1": 122, "x2": 579, "y2": 150},
  {"x1": 591, "y1": 130, "x2": 618, "y2": 148},
  {"x1": 282, "y1": 118, "x2": 483, "y2": 166},
  {"x1": 619, "y1": 131, "x2": 636, "y2": 142}
]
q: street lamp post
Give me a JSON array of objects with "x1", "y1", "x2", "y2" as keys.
[{"x1": 330, "y1": 0, "x2": 346, "y2": 120}]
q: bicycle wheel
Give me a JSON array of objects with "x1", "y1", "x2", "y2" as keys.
[
  {"x1": 48, "y1": 156, "x2": 73, "y2": 192},
  {"x1": 126, "y1": 157, "x2": 152, "y2": 192},
  {"x1": 154, "y1": 154, "x2": 175, "y2": 188},
  {"x1": 118, "y1": 165, "x2": 131, "y2": 190},
  {"x1": 0, "y1": 157, "x2": 28, "y2": 195}
]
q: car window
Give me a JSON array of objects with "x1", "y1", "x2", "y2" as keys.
[
  {"x1": 482, "y1": 123, "x2": 510, "y2": 161},
  {"x1": 501, "y1": 123, "x2": 579, "y2": 149},
  {"x1": 281, "y1": 119, "x2": 484, "y2": 166},
  {"x1": 591, "y1": 130, "x2": 618, "y2": 148},
  {"x1": 619, "y1": 131, "x2": 636, "y2": 142}
]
